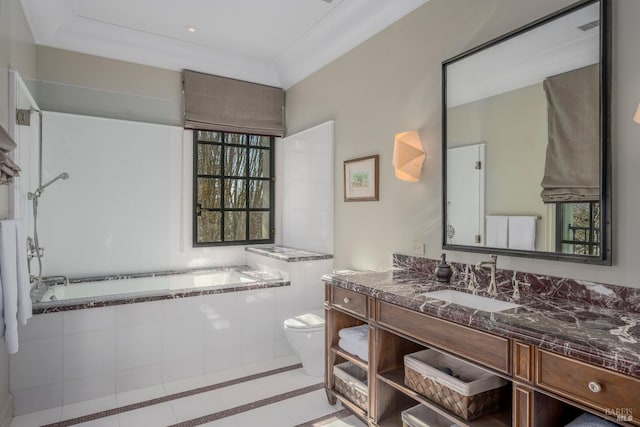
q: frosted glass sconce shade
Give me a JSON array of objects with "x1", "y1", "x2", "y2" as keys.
[
  {"x1": 393, "y1": 130, "x2": 425, "y2": 181},
  {"x1": 634, "y1": 103, "x2": 640, "y2": 124}
]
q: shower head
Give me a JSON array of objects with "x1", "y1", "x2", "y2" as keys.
[{"x1": 31, "y1": 172, "x2": 70, "y2": 198}]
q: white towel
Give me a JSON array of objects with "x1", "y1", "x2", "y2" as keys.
[
  {"x1": 15, "y1": 220, "x2": 32, "y2": 325},
  {"x1": 0, "y1": 220, "x2": 31, "y2": 353},
  {"x1": 338, "y1": 337, "x2": 369, "y2": 362},
  {"x1": 0, "y1": 221, "x2": 18, "y2": 353},
  {"x1": 508, "y1": 216, "x2": 536, "y2": 250},
  {"x1": 338, "y1": 324, "x2": 368, "y2": 340},
  {"x1": 565, "y1": 413, "x2": 618, "y2": 427},
  {"x1": 486, "y1": 216, "x2": 508, "y2": 248}
]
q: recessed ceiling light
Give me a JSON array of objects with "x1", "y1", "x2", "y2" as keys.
[{"x1": 185, "y1": 26, "x2": 197, "y2": 33}]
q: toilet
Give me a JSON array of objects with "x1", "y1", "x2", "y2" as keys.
[{"x1": 284, "y1": 310, "x2": 325, "y2": 377}]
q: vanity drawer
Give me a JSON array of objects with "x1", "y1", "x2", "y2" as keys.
[
  {"x1": 377, "y1": 301, "x2": 510, "y2": 373},
  {"x1": 536, "y1": 348, "x2": 640, "y2": 424},
  {"x1": 331, "y1": 287, "x2": 367, "y2": 318}
]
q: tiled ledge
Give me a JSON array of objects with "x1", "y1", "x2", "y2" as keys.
[{"x1": 245, "y1": 246, "x2": 333, "y2": 263}]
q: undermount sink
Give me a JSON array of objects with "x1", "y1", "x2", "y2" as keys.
[{"x1": 421, "y1": 290, "x2": 521, "y2": 313}]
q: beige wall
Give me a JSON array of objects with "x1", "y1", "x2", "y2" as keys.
[
  {"x1": 448, "y1": 83, "x2": 549, "y2": 251},
  {"x1": 35, "y1": 46, "x2": 183, "y2": 126},
  {"x1": 286, "y1": 0, "x2": 640, "y2": 288},
  {"x1": 0, "y1": 0, "x2": 36, "y2": 422}
]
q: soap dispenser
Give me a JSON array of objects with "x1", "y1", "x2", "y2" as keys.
[{"x1": 435, "y1": 253, "x2": 453, "y2": 283}]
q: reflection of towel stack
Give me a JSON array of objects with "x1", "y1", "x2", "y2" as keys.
[
  {"x1": 338, "y1": 325, "x2": 368, "y2": 362},
  {"x1": 486, "y1": 215, "x2": 536, "y2": 250}
]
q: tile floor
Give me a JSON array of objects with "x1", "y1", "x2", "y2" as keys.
[{"x1": 10, "y1": 355, "x2": 367, "y2": 427}]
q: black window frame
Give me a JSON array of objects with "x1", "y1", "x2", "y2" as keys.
[{"x1": 193, "y1": 130, "x2": 275, "y2": 247}]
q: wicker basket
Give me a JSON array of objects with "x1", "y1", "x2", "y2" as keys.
[
  {"x1": 333, "y1": 362, "x2": 368, "y2": 411},
  {"x1": 404, "y1": 350, "x2": 508, "y2": 421}
]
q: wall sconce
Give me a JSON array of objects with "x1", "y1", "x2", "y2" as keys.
[
  {"x1": 634, "y1": 103, "x2": 640, "y2": 124},
  {"x1": 393, "y1": 130, "x2": 425, "y2": 182}
]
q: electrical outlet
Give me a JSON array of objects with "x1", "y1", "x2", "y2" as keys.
[{"x1": 411, "y1": 241, "x2": 425, "y2": 255}]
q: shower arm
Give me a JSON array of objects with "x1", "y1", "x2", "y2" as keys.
[{"x1": 28, "y1": 172, "x2": 69, "y2": 200}]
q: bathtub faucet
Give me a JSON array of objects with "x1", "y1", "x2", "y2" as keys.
[{"x1": 44, "y1": 276, "x2": 70, "y2": 287}]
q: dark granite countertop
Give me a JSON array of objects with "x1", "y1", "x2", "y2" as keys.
[{"x1": 323, "y1": 268, "x2": 640, "y2": 379}]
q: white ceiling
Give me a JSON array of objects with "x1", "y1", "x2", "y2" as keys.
[
  {"x1": 20, "y1": 0, "x2": 428, "y2": 89},
  {"x1": 447, "y1": 2, "x2": 600, "y2": 107}
]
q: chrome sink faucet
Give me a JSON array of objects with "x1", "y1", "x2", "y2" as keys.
[{"x1": 475, "y1": 254, "x2": 498, "y2": 296}]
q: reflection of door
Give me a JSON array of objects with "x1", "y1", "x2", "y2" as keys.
[{"x1": 447, "y1": 144, "x2": 485, "y2": 245}]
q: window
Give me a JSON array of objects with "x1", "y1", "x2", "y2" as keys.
[
  {"x1": 194, "y1": 130, "x2": 274, "y2": 246},
  {"x1": 556, "y1": 202, "x2": 600, "y2": 256}
]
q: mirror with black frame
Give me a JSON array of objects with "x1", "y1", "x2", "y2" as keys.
[{"x1": 442, "y1": 0, "x2": 611, "y2": 264}]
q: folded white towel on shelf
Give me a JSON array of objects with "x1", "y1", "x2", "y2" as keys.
[
  {"x1": 338, "y1": 324, "x2": 368, "y2": 340},
  {"x1": 0, "y1": 220, "x2": 32, "y2": 354},
  {"x1": 338, "y1": 338, "x2": 368, "y2": 362},
  {"x1": 565, "y1": 412, "x2": 618, "y2": 427}
]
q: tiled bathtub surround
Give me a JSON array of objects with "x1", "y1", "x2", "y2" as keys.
[
  {"x1": 15, "y1": 252, "x2": 333, "y2": 416},
  {"x1": 12, "y1": 286, "x2": 295, "y2": 415},
  {"x1": 325, "y1": 255, "x2": 640, "y2": 378}
]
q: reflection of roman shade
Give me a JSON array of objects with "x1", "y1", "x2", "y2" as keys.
[
  {"x1": 183, "y1": 70, "x2": 285, "y2": 137},
  {"x1": 540, "y1": 64, "x2": 599, "y2": 203}
]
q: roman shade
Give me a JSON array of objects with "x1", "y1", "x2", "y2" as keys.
[
  {"x1": 540, "y1": 64, "x2": 599, "y2": 203},
  {"x1": 183, "y1": 70, "x2": 285, "y2": 137}
]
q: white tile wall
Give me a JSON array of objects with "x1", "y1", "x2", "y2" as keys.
[
  {"x1": 279, "y1": 121, "x2": 334, "y2": 254},
  {"x1": 10, "y1": 289, "x2": 276, "y2": 414},
  {"x1": 37, "y1": 114, "x2": 249, "y2": 278},
  {"x1": 116, "y1": 324, "x2": 162, "y2": 370},
  {"x1": 10, "y1": 337, "x2": 63, "y2": 391},
  {"x1": 63, "y1": 330, "x2": 116, "y2": 382},
  {"x1": 12, "y1": 383, "x2": 63, "y2": 416}
]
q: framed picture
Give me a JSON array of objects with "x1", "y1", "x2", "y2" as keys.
[{"x1": 344, "y1": 155, "x2": 379, "y2": 201}]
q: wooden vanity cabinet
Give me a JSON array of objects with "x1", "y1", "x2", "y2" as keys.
[{"x1": 325, "y1": 284, "x2": 638, "y2": 426}]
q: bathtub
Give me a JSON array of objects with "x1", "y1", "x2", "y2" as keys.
[
  {"x1": 14, "y1": 252, "x2": 332, "y2": 415},
  {"x1": 32, "y1": 266, "x2": 287, "y2": 312}
]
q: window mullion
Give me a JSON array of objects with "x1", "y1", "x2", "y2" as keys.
[
  {"x1": 245, "y1": 140, "x2": 250, "y2": 240},
  {"x1": 221, "y1": 133, "x2": 226, "y2": 242}
]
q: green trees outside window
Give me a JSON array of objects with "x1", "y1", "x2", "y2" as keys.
[{"x1": 194, "y1": 131, "x2": 274, "y2": 246}]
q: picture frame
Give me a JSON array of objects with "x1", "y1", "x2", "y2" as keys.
[{"x1": 344, "y1": 155, "x2": 379, "y2": 201}]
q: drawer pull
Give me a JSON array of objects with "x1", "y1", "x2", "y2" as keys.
[
  {"x1": 588, "y1": 381, "x2": 602, "y2": 393},
  {"x1": 343, "y1": 297, "x2": 350, "y2": 304}
]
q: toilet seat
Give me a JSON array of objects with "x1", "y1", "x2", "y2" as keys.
[{"x1": 284, "y1": 310, "x2": 325, "y2": 333}]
